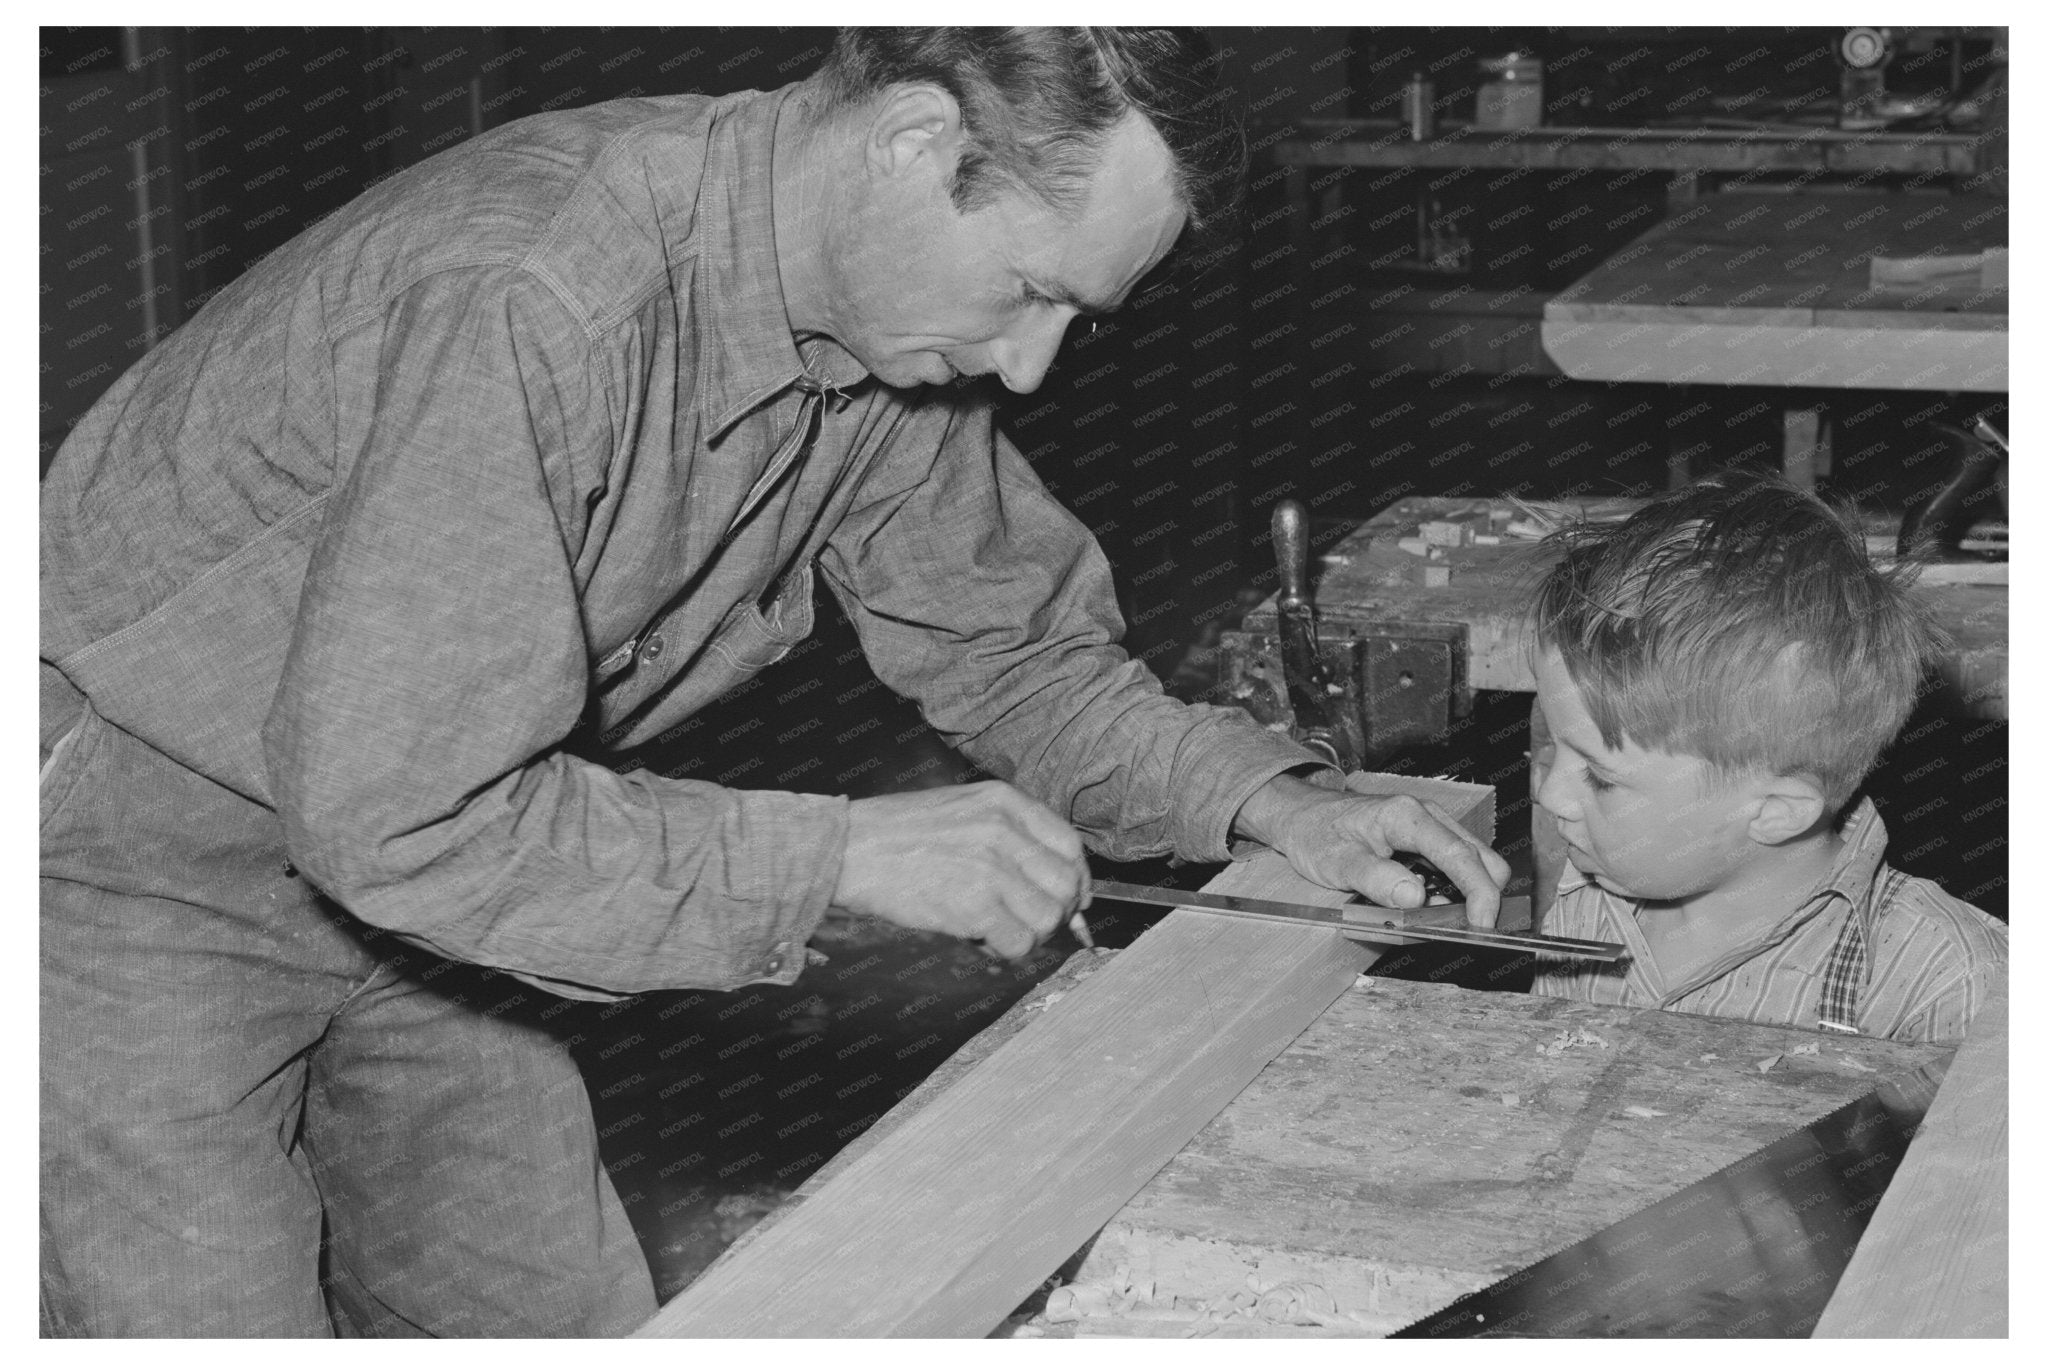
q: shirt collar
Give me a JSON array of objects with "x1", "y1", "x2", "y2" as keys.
[
  {"x1": 682, "y1": 83, "x2": 870, "y2": 439},
  {"x1": 1808, "y1": 796, "x2": 1890, "y2": 924}
]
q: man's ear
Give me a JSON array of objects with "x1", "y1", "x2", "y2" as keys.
[
  {"x1": 1746, "y1": 774, "x2": 1828, "y2": 846},
  {"x1": 864, "y1": 83, "x2": 965, "y2": 183}
]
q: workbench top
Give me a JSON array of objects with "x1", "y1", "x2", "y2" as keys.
[
  {"x1": 1241, "y1": 495, "x2": 2007, "y2": 716},
  {"x1": 1052, "y1": 973, "x2": 1946, "y2": 1336},
  {"x1": 723, "y1": 941, "x2": 1949, "y2": 1338},
  {"x1": 1540, "y1": 190, "x2": 2007, "y2": 390}
]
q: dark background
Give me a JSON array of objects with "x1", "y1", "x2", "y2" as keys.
[{"x1": 42, "y1": 25, "x2": 2008, "y2": 1301}]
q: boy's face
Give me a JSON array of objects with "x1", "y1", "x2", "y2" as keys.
[{"x1": 1532, "y1": 649, "x2": 1765, "y2": 903}]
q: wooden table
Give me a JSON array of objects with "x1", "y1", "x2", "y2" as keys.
[
  {"x1": 638, "y1": 776, "x2": 2000, "y2": 1338},
  {"x1": 1235, "y1": 495, "x2": 2008, "y2": 719},
  {"x1": 1035, "y1": 971, "x2": 1951, "y2": 1337},
  {"x1": 1540, "y1": 189, "x2": 2007, "y2": 394},
  {"x1": 652, "y1": 935, "x2": 1957, "y2": 1338}
]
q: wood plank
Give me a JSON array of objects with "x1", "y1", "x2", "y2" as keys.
[
  {"x1": 1052, "y1": 978, "x2": 1951, "y2": 1336},
  {"x1": 635, "y1": 914, "x2": 1367, "y2": 1337},
  {"x1": 637, "y1": 774, "x2": 1490, "y2": 1337},
  {"x1": 1813, "y1": 975, "x2": 2007, "y2": 1338}
]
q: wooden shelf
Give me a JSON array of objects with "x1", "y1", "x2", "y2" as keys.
[{"x1": 1264, "y1": 119, "x2": 1984, "y2": 177}]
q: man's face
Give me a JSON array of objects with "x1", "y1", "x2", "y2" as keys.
[
  {"x1": 826, "y1": 110, "x2": 1187, "y2": 394},
  {"x1": 1532, "y1": 649, "x2": 1763, "y2": 904}
]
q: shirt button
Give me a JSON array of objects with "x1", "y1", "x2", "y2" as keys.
[
  {"x1": 763, "y1": 952, "x2": 784, "y2": 975},
  {"x1": 641, "y1": 635, "x2": 664, "y2": 661}
]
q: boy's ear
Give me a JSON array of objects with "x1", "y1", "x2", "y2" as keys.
[{"x1": 1746, "y1": 775, "x2": 1829, "y2": 846}]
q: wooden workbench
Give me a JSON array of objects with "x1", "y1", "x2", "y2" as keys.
[
  {"x1": 1540, "y1": 190, "x2": 2007, "y2": 392},
  {"x1": 695, "y1": 951, "x2": 1949, "y2": 1338},
  {"x1": 645, "y1": 772, "x2": 1992, "y2": 1337},
  {"x1": 1035, "y1": 971, "x2": 1950, "y2": 1336},
  {"x1": 1237, "y1": 495, "x2": 2008, "y2": 719}
]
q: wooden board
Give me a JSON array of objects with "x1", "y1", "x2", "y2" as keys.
[
  {"x1": 637, "y1": 774, "x2": 1490, "y2": 1337},
  {"x1": 1539, "y1": 191, "x2": 2007, "y2": 391},
  {"x1": 1813, "y1": 975, "x2": 2007, "y2": 1337},
  {"x1": 1050, "y1": 978, "x2": 1950, "y2": 1336}
]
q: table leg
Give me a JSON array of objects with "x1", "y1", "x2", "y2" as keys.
[{"x1": 1783, "y1": 405, "x2": 1831, "y2": 490}]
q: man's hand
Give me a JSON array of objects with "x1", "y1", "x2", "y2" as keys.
[
  {"x1": 1233, "y1": 774, "x2": 1511, "y2": 928},
  {"x1": 832, "y1": 781, "x2": 1089, "y2": 958}
]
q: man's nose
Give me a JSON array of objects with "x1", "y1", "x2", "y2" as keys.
[{"x1": 988, "y1": 309, "x2": 1077, "y2": 395}]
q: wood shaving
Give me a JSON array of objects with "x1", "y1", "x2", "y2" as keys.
[
  {"x1": 1536, "y1": 1026, "x2": 1611, "y2": 1055},
  {"x1": 1833, "y1": 1054, "x2": 1877, "y2": 1072},
  {"x1": 1249, "y1": 1279, "x2": 1339, "y2": 1326},
  {"x1": 1791, "y1": 1041, "x2": 1821, "y2": 1055},
  {"x1": 1022, "y1": 990, "x2": 1067, "y2": 1013},
  {"x1": 1756, "y1": 1054, "x2": 1781, "y2": 1073},
  {"x1": 1500, "y1": 1092, "x2": 1521, "y2": 1108},
  {"x1": 1042, "y1": 1283, "x2": 1118, "y2": 1322},
  {"x1": 1621, "y1": 1105, "x2": 1669, "y2": 1119}
]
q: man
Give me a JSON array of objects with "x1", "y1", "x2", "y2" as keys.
[{"x1": 41, "y1": 28, "x2": 1506, "y2": 1336}]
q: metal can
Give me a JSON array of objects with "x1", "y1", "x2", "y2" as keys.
[
  {"x1": 1474, "y1": 52, "x2": 1543, "y2": 131},
  {"x1": 1402, "y1": 72, "x2": 1435, "y2": 141}
]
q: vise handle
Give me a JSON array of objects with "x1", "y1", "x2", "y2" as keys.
[{"x1": 1271, "y1": 501, "x2": 1365, "y2": 769}]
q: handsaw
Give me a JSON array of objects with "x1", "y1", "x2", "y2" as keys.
[
  {"x1": 1087, "y1": 880, "x2": 1625, "y2": 962},
  {"x1": 1389, "y1": 1055, "x2": 1951, "y2": 1337}
]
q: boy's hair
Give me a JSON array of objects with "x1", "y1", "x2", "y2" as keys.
[
  {"x1": 817, "y1": 28, "x2": 1244, "y2": 255},
  {"x1": 1532, "y1": 472, "x2": 1943, "y2": 810}
]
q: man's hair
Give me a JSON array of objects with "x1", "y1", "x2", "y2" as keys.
[
  {"x1": 1531, "y1": 471, "x2": 1943, "y2": 810},
  {"x1": 817, "y1": 28, "x2": 1244, "y2": 252}
]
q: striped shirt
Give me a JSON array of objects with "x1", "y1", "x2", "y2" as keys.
[{"x1": 1531, "y1": 799, "x2": 2006, "y2": 1044}]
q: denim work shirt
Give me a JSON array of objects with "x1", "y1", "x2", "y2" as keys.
[{"x1": 41, "y1": 85, "x2": 1323, "y2": 1001}]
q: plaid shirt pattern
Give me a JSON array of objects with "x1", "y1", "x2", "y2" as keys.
[
  {"x1": 41, "y1": 85, "x2": 1323, "y2": 1001},
  {"x1": 1531, "y1": 800, "x2": 2006, "y2": 1044}
]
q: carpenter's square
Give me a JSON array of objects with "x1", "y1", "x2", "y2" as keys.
[{"x1": 1088, "y1": 880, "x2": 1625, "y2": 961}]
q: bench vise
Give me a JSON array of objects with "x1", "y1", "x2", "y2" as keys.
[{"x1": 1218, "y1": 501, "x2": 1471, "y2": 770}]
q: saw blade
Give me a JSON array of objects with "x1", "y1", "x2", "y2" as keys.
[
  {"x1": 1087, "y1": 880, "x2": 1623, "y2": 961},
  {"x1": 1389, "y1": 1056, "x2": 1951, "y2": 1338}
]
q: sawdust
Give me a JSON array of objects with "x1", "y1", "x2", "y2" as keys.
[
  {"x1": 1535, "y1": 1026, "x2": 1610, "y2": 1056},
  {"x1": 1036, "y1": 1262, "x2": 1375, "y2": 1334}
]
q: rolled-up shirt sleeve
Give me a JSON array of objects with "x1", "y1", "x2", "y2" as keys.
[
  {"x1": 264, "y1": 270, "x2": 845, "y2": 999},
  {"x1": 820, "y1": 400, "x2": 1328, "y2": 863}
]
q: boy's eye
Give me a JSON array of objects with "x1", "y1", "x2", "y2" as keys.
[
  {"x1": 1019, "y1": 284, "x2": 1054, "y2": 307},
  {"x1": 1583, "y1": 769, "x2": 1616, "y2": 793}
]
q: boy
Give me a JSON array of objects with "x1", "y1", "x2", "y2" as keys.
[{"x1": 1526, "y1": 472, "x2": 2005, "y2": 1044}]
